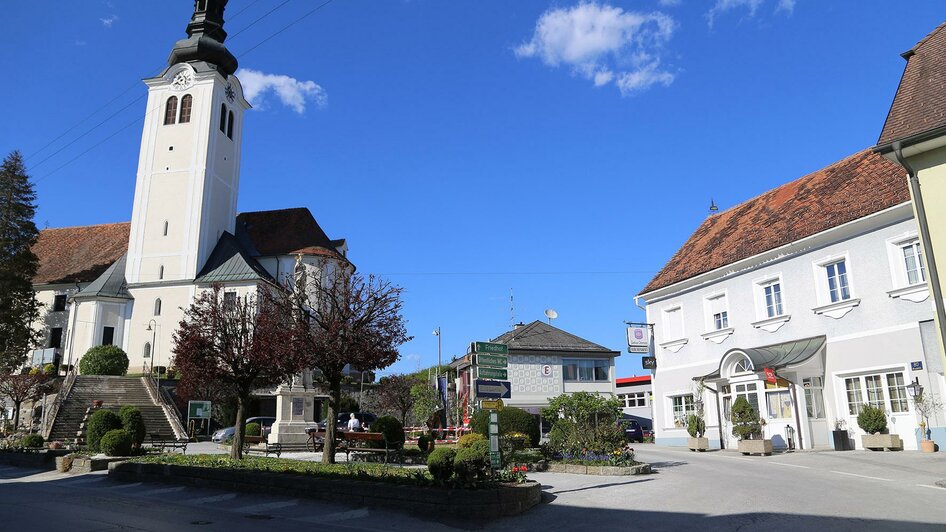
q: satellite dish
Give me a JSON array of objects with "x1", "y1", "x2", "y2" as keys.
[{"x1": 544, "y1": 309, "x2": 558, "y2": 324}]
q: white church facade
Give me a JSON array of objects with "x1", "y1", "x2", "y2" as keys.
[{"x1": 28, "y1": 1, "x2": 344, "y2": 443}]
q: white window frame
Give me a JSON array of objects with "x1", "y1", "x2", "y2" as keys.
[
  {"x1": 840, "y1": 369, "x2": 910, "y2": 416},
  {"x1": 669, "y1": 394, "x2": 696, "y2": 428},
  {"x1": 619, "y1": 391, "x2": 647, "y2": 408},
  {"x1": 659, "y1": 305, "x2": 687, "y2": 352},
  {"x1": 700, "y1": 291, "x2": 733, "y2": 344},
  {"x1": 812, "y1": 252, "x2": 860, "y2": 319},
  {"x1": 562, "y1": 359, "x2": 611, "y2": 383},
  {"x1": 885, "y1": 232, "x2": 930, "y2": 303},
  {"x1": 751, "y1": 274, "x2": 791, "y2": 332}
]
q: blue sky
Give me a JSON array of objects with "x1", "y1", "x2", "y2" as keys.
[{"x1": 1, "y1": 1, "x2": 943, "y2": 379}]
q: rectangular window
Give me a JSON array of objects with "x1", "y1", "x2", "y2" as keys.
[
  {"x1": 707, "y1": 294, "x2": 729, "y2": 330},
  {"x1": 902, "y1": 241, "x2": 926, "y2": 286},
  {"x1": 102, "y1": 326, "x2": 115, "y2": 346},
  {"x1": 845, "y1": 377, "x2": 864, "y2": 415},
  {"x1": 620, "y1": 392, "x2": 646, "y2": 407},
  {"x1": 223, "y1": 291, "x2": 237, "y2": 309},
  {"x1": 826, "y1": 260, "x2": 851, "y2": 303},
  {"x1": 563, "y1": 359, "x2": 611, "y2": 382},
  {"x1": 864, "y1": 375, "x2": 886, "y2": 409},
  {"x1": 670, "y1": 395, "x2": 696, "y2": 426},
  {"x1": 53, "y1": 295, "x2": 67, "y2": 312},
  {"x1": 662, "y1": 306, "x2": 684, "y2": 341},
  {"x1": 763, "y1": 282, "x2": 783, "y2": 318},
  {"x1": 49, "y1": 328, "x2": 63, "y2": 349},
  {"x1": 803, "y1": 377, "x2": 826, "y2": 419},
  {"x1": 766, "y1": 390, "x2": 793, "y2": 419},
  {"x1": 734, "y1": 383, "x2": 759, "y2": 413},
  {"x1": 886, "y1": 372, "x2": 908, "y2": 413}
]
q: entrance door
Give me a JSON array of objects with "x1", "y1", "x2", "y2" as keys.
[
  {"x1": 803, "y1": 377, "x2": 830, "y2": 448},
  {"x1": 763, "y1": 388, "x2": 795, "y2": 449},
  {"x1": 723, "y1": 382, "x2": 761, "y2": 448}
]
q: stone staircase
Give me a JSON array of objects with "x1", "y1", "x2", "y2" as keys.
[{"x1": 47, "y1": 376, "x2": 179, "y2": 445}]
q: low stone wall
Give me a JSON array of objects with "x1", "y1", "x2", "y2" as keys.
[
  {"x1": 109, "y1": 462, "x2": 542, "y2": 518},
  {"x1": 546, "y1": 462, "x2": 652, "y2": 476},
  {"x1": 58, "y1": 455, "x2": 129, "y2": 473},
  {"x1": 0, "y1": 449, "x2": 70, "y2": 470}
]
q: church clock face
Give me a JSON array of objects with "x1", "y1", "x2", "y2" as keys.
[
  {"x1": 172, "y1": 70, "x2": 194, "y2": 90},
  {"x1": 225, "y1": 84, "x2": 236, "y2": 103}
]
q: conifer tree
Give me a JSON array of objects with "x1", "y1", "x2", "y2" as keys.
[{"x1": 0, "y1": 151, "x2": 41, "y2": 373}]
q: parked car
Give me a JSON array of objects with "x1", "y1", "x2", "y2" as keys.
[
  {"x1": 211, "y1": 416, "x2": 277, "y2": 443},
  {"x1": 622, "y1": 420, "x2": 644, "y2": 443},
  {"x1": 317, "y1": 412, "x2": 377, "y2": 431}
]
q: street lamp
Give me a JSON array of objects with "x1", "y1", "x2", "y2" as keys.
[
  {"x1": 146, "y1": 320, "x2": 158, "y2": 387},
  {"x1": 906, "y1": 377, "x2": 924, "y2": 401},
  {"x1": 432, "y1": 327, "x2": 442, "y2": 377}
]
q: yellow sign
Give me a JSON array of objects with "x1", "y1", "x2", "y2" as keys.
[{"x1": 481, "y1": 399, "x2": 504, "y2": 410}]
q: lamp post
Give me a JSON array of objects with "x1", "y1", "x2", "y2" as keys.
[
  {"x1": 906, "y1": 377, "x2": 924, "y2": 402},
  {"x1": 146, "y1": 320, "x2": 158, "y2": 388},
  {"x1": 432, "y1": 327, "x2": 442, "y2": 379}
]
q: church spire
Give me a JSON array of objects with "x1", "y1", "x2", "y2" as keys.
[{"x1": 167, "y1": 0, "x2": 238, "y2": 77}]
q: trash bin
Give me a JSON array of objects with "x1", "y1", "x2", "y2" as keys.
[{"x1": 832, "y1": 430, "x2": 852, "y2": 451}]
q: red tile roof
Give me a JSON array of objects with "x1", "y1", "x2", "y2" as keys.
[
  {"x1": 32, "y1": 222, "x2": 130, "y2": 285},
  {"x1": 639, "y1": 150, "x2": 910, "y2": 295},
  {"x1": 878, "y1": 22, "x2": 946, "y2": 146},
  {"x1": 616, "y1": 375, "x2": 651, "y2": 385}
]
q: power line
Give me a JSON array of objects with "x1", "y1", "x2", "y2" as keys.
[{"x1": 237, "y1": 0, "x2": 335, "y2": 59}]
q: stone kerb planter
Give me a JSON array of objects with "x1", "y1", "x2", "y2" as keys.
[
  {"x1": 546, "y1": 462, "x2": 652, "y2": 475},
  {"x1": 862, "y1": 433, "x2": 902, "y2": 451},
  {"x1": 688, "y1": 437, "x2": 709, "y2": 452},
  {"x1": 737, "y1": 439, "x2": 773, "y2": 456},
  {"x1": 109, "y1": 462, "x2": 542, "y2": 518}
]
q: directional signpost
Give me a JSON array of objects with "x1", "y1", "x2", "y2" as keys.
[
  {"x1": 476, "y1": 354, "x2": 508, "y2": 368},
  {"x1": 481, "y1": 399, "x2": 504, "y2": 410},
  {"x1": 488, "y1": 410, "x2": 501, "y2": 469},
  {"x1": 473, "y1": 342, "x2": 508, "y2": 355},
  {"x1": 475, "y1": 379, "x2": 511, "y2": 399},
  {"x1": 477, "y1": 366, "x2": 507, "y2": 380}
]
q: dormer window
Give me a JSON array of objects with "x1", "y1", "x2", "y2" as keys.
[
  {"x1": 164, "y1": 96, "x2": 178, "y2": 125},
  {"x1": 179, "y1": 94, "x2": 193, "y2": 123}
]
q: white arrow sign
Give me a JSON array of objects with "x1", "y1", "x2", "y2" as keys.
[{"x1": 476, "y1": 379, "x2": 511, "y2": 398}]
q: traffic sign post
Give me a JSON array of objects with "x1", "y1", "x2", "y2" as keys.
[
  {"x1": 477, "y1": 366, "x2": 507, "y2": 380},
  {"x1": 481, "y1": 399, "x2": 504, "y2": 410},
  {"x1": 475, "y1": 379, "x2": 511, "y2": 399},
  {"x1": 488, "y1": 410, "x2": 501, "y2": 469},
  {"x1": 476, "y1": 354, "x2": 508, "y2": 368},
  {"x1": 473, "y1": 342, "x2": 508, "y2": 355}
]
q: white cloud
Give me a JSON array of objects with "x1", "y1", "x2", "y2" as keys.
[
  {"x1": 100, "y1": 15, "x2": 119, "y2": 28},
  {"x1": 707, "y1": 0, "x2": 794, "y2": 28},
  {"x1": 658, "y1": 0, "x2": 682, "y2": 6},
  {"x1": 515, "y1": 2, "x2": 677, "y2": 96},
  {"x1": 236, "y1": 68, "x2": 327, "y2": 114}
]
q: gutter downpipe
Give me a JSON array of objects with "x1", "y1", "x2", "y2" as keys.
[{"x1": 892, "y1": 143, "x2": 946, "y2": 364}]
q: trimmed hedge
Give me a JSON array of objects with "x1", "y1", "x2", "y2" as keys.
[
  {"x1": 471, "y1": 407, "x2": 540, "y2": 447},
  {"x1": 88, "y1": 410, "x2": 122, "y2": 452},
  {"x1": 100, "y1": 429, "x2": 133, "y2": 457},
  {"x1": 457, "y1": 433, "x2": 485, "y2": 448},
  {"x1": 245, "y1": 423, "x2": 261, "y2": 437},
  {"x1": 857, "y1": 404, "x2": 888, "y2": 434},
  {"x1": 370, "y1": 416, "x2": 405, "y2": 447},
  {"x1": 79, "y1": 345, "x2": 129, "y2": 376},
  {"x1": 417, "y1": 434, "x2": 435, "y2": 454},
  {"x1": 20, "y1": 434, "x2": 44, "y2": 448},
  {"x1": 427, "y1": 447, "x2": 457, "y2": 483},
  {"x1": 454, "y1": 440, "x2": 489, "y2": 485},
  {"x1": 119, "y1": 405, "x2": 146, "y2": 448}
]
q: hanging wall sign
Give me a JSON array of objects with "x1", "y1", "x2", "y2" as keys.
[
  {"x1": 626, "y1": 324, "x2": 652, "y2": 354},
  {"x1": 764, "y1": 367, "x2": 777, "y2": 384}
]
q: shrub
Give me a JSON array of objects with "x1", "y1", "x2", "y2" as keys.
[
  {"x1": 686, "y1": 414, "x2": 705, "y2": 438},
  {"x1": 501, "y1": 431, "x2": 530, "y2": 452},
  {"x1": 100, "y1": 429, "x2": 133, "y2": 456},
  {"x1": 417, "y1": 434, "x2": 435, "y2": 453},
  {"x1": 119, "y1": 405, "x2": 146, "y2": 448},
  {"x1": 457, "y1": 433, "x2": 485, "y2": 448},
  {"x1": 79, "y1": 345, "x2": 129, "y2": 376},
  {"x1": 731, "y1": 397, "x2": 761, "y2": 441},
  {"x1": 857, "y1": 405, "x2": 888, "y2": 434},
  {"x1": 427, "y1": 447, "x2": 457, "y2": 483},
  {"x1": 245, "y1": 423, "x2": 261, "y2": 437},
  {"x1": 471, "y1": 407, "x2": 540, "y2": 447},
  {"x1": 454, "y1": 440, "x2": 490, "y2": 485},
  {"x1": 88, "y1": 409, "x2": 122, "y2": 451},
  {"x1": 20, "y1": 434, "x2": 44, "y2": 448},
  {"x1": 42, "y1": 363, "x2": 56, "y2": 375},
  {"x1": 370, "y1": 416, "x2": 405, "y2": 448}
]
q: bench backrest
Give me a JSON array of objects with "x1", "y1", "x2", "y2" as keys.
[
  {"x1": 244, "y1": 435, "x2": 266, "y2": 444},
  {"x1": 341, "y1": 431, "x2": 385, "y2": 442}
]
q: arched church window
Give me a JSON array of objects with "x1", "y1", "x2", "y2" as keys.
[
  {"x1": 733, "y1": 356, "x2": 754, "y2": 374},
  {"x1": 154, "y1": 298, "x2": 162, "y2": 316},
  {"x1": 159, "y1": 265, "x2": 164, "y2": 280},
  {"x1": 227, "y1": 110, "x2": 234, "y2": 139},
  {"x1": 164, "y1": 96, "x2": 178, "y2": 125},
  {"x1": 163, "y1": 220, "x2": 169, "y2": 236},
  {"x1": 179, "y1": 94, "x2": 193, "y2": 123},
  {"x1": 219, "y1": 104, "x2": 227, "y2": 132},
  {"x1": 143, "y1": 342, "x2": 151, "y2": 359}
]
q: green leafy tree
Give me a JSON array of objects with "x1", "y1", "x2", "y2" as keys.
[
  {"x1": 471, "y1": 406, "x2": 541, "y2": 447},
  {"x1": 79, "y1": 345, "x2": 129, "y2": 375},
  {"x1": 410, "y1": 382, "x2": 440, "y2": 427},
  {"x1": 0, "y1": 151, "x2": 41, "y2": 373},
  {"x1": 542, "y1": 391, "x2": 625, "y2": 455}
]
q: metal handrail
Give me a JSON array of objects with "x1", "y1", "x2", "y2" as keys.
[
  {"x1": 142, "y1": 373, "x2": 187, "y2": 440},
  {"x1": 43, "y1": 371, "x2": 77, "y2": 441}
]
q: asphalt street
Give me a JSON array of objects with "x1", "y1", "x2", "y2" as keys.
[{"x1": 1, "y1": 445, "x2": 944, "y2": 531}]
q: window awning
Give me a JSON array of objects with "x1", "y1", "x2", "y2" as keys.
[{"x1": 699, "y1": 335, "x2": 826, "y2": 380}]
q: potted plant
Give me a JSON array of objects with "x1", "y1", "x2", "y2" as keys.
[
  {"x1": 913, "y1": 393, "x2": 942, "y2": 453},
  {"x1": 686, "y1": 414, "x2": 708, "y2": 451},
  {"x1": 831, "y1": 419, "x2": 852, "y2": 451},
  {"x1": 857, "y1": 405, "x2": 902, "y2": 451},
  {"x1": 731, "y1": 396, "x2": 772, "y2": 456}
]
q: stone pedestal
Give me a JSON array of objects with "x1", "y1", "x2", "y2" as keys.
[
  {"x1": 269, "y1": 371, "x2": 327, "y2": 445},
  {"x1": 688, "y1": 437, "x2": 709, "y2": 452}
]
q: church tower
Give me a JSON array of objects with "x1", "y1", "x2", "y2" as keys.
[{"x1": 125, "y1": 0, "x2": 250, "y2": 285}]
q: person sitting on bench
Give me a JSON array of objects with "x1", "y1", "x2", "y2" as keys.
[{"x1": 347, "y1": 413, "x2": 363, "y2": 432}]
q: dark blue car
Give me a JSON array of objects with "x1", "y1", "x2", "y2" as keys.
[{"x1": 622, "y1": 420, "x2": 644, "y2": 443}]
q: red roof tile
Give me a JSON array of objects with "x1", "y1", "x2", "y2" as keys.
[
  {"x1": 639, "y1": 150, "x2": 910, "y2": 295},
  {"x1": 616, "y1": 375, "x2": 651, "y2": 385},
  {"x1": 32, "y1": 222, "x2": 130, "y2": 285},
  {"x1": 878, "y1": 22, "x2": 946, "y2": 146}
]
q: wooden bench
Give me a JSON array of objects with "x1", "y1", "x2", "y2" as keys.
[
  {"x1": 243, "y1": 435, "x2": 282, "y2": 457},
  {"x1": 148, "y1": 433, "x2": 188, "y2": 454},
  {"x1": 339, "y1": 431, "x2": 396, "y2": 463}
]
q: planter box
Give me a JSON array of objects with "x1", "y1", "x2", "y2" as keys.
[
  {"x1": 862, "y1": 433, "x2": 902, "y2": 451},
  {"x1": 831, "y1": 430, "x2": 852, "y2": 451},
  {"x1": 920, "y1": 440, "x2": 936, "y2": 453},
  {"x1": 688, "y1": 437, "x2": 709, "y2": 452},
  {"x1": 738, "y1": 439, "x2": 773, "y2": 456}
]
